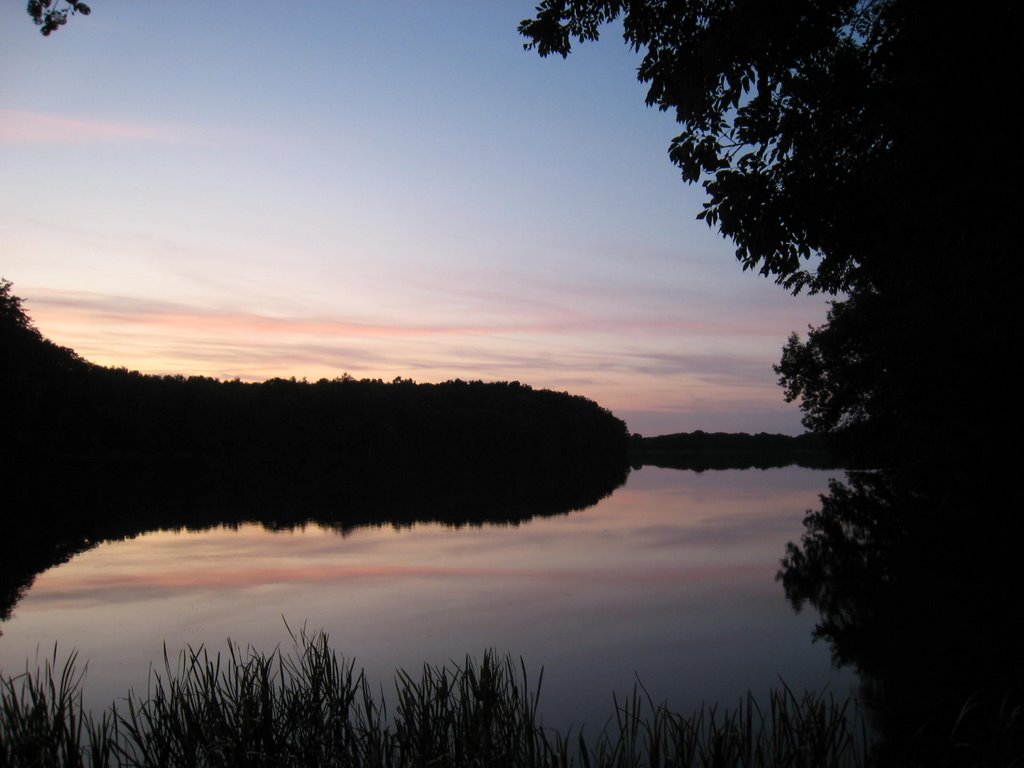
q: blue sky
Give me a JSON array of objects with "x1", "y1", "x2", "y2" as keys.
[{"x1": 1, "y1": 2, "x2": 830, "y2": 434}]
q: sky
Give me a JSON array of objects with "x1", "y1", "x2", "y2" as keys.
[{"x1": 0, "y1": 2, "x2": 831, "y2": 435}]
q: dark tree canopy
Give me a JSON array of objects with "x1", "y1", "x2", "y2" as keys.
[
  {"x1": 524, "y1": 0, "x2": 886, "y2": 294},
  {"x1": 522, "y1": 1, "x2": 1018, "y2": 468},
  {"x1": 0, "y1": 278, "x2": 30, "y2": 330},
  {"x1": 521, "y1": 1, "x2": 1016, "y2": 297}
]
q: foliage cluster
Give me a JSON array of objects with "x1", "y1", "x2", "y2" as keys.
[
  {"x1": 1, "y1": 629, "x2": 866, "y2": 768},
  {"x1": 521, "y1": 1, "x2": 1018, "y2": 471},
  {"x1": 523, "y1": 0, "x2": 903, "y2": 295},
  {"x1": 26, "y1": 0, "x2": 90, "y2": 36}
]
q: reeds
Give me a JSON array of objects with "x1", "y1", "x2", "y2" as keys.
[
  {"x1": 0, "y1": 647, "x2": 115, "y2": 768},
  {"x1": 581, "y1": 682, "x2": 865, "y2": 768},
  {"x1": 1, "y1": 628, "x2": 864, "y2": 767}
]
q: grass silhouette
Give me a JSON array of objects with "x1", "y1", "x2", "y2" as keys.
[{"x1": 1, "y1": 628, "x2": 864, "y2": 767}]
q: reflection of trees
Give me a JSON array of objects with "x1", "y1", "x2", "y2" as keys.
[
  {"x1": 1, "y1": 454, "x2": 630, "y2": 625},
  {"x1": 1, "y1": 280, "x2": 631, "y2": 626},
  {"x1": 779, "y1": 470, "x2": 1023, "y2": 766},
  {"x1": 629, "y1": 431, "x2": 835, "y2": 472}
]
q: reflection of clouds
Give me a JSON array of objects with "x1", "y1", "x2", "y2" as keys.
[
  {"x1": 31, "y1": 559, "x2": 763, "y2": 608},
  {"x1": 2, "y1": 483, "x2": 843, "y2": 734},
  {"x1": 24, "y1": 466, "x2": 826, "y2": 615},
  {"x1": 6, "y1": 467, "x2": 834, "y2": 729},
  {"x1": 630, "y1": 512, "x2": 797, "y2": 550},
  {"x1": 34, "y1": 564, "x2": 499, "y2": 603}
]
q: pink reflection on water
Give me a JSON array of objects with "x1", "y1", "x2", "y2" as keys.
[{"x1": 0, "y1": 467, "x2": 854, "y2": 731}]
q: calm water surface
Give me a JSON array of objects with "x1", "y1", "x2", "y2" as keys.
[{"x1": 0, "y1": 466, "x2": 855, "y2": 731}]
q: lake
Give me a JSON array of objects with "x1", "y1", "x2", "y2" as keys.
[{"x1": 0, "y1": 465, "x2": 855, "y2": 734}]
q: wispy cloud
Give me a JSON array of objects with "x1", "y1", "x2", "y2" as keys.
[
  {"x1": 0, "y1": 109, "x2": 186, "y2": 145},
  {"x1": 26, "y1": 287, "x2": 816, "y2": 344},
  {"x1": 18, "y1": 286, "x2": 803, "y2": 428},
  {"x1": 31, "y1": 289, "x2": 575, "y2": 338},
  {"x1": 612, "y1": 350, "x2": 776, "y2": 383}
]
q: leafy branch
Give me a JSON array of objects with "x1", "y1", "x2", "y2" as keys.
[{"x1": 26, "y1": 0, "x2": 91, "y2": 36}]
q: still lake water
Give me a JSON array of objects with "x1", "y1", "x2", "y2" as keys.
[{"x1": 0, "y1": 465, "x2": 855, "y2": 732}]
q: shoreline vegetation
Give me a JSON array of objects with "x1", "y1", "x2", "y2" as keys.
[{"x1": 1, "y1": 629, "x2": 867, "y2": 768}]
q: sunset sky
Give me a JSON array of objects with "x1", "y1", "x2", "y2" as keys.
[{"x1": 1, "y1": 2, "x2": 830, "y2": 435}]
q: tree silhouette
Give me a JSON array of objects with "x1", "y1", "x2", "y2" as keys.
[
  {"x1": 26, "y1": 0, "x2": 90, "y2": 35},
  {"x1": 522, "y1": 0, "x2": 910, "y2": 294},
  {"x1": 522, "y1": 8, "x2": 1022, "y2": 758},
  {"x1": 521, "y1": 1, "x2": 1017, "y2": 469}
]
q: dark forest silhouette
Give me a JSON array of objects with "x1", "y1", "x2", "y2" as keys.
[{"x1": 0, "y1": 279, "x2": 628, "y2": 474}]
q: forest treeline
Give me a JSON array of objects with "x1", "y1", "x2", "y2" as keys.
[
  {"x1": 0, "y1": 280, "x2": 629, "y2": 477},
  {"x1": 629, "y1": 430, "x2": 835, "y2": 471}
]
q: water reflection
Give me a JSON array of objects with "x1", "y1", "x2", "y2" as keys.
[
  {"x1": 779, "y1": 469, "x2": 1024, "y2": 765},
  {"x1": 0, "y1": 454, "x2": 630, "y2": 622},
  {"x1": 0, "y1": 465, "x2": 848, "y2": 734}
]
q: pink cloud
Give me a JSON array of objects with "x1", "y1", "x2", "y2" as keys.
[
  {"x1": 14, "y1": 286, "x2": 802, "y2": 426},
  {"x1": 26, "y1": 287, "x2": 807, "y2": 342},
  {"x1": 0, "y1": 109, "x2": 181, "y2": 144},
  {"x1": 32, "y1": 290, "x2": 538, "y2": 338}
]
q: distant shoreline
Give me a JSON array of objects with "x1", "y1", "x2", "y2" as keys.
[{"x1": 628, "y1": 430, "x2": 839, "y2": 471}]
